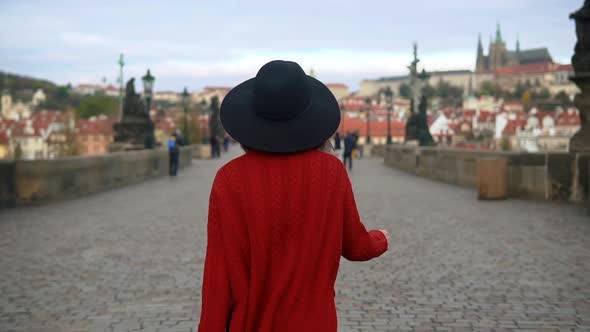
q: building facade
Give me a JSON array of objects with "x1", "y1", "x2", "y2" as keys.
[
  {"x1": 326, "y1": 83, "x2": 350, "y2": 100},
  {"x1": 75, "y1": 116, "x2": 114, "y2": 156}
]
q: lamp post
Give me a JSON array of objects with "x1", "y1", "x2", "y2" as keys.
[
  {"x1": 199, "y1": 100, "x2": 208, "y2": 144},
  {"x1": 364, "y1": 97, "x2": 372, "y2": 144},
  {"x1": 384, "y1": 86, "x2": 394, "y2": 145},
  {"x1": 182, "y1": 87, "x2": 190, "y2": 145},
  {"x1": 142, "y1": 69, "x2": 155, "y2": 115},
  {"x1": 117, "y1": 54, "x2": 125, "y2": 121},
  {"x1": 141, "y1": 69, "x2": 155, "y2": 149}
]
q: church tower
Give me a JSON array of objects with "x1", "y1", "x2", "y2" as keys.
[
  {"x1": 475, "y1": 34, "x2": 486, "y2": 72},
  {"x1": 1, "y1": 74, "x2": 12, "y2": 119},
  {"x1": 488, "y1": 22, "x2": 507, "y2": 71}
]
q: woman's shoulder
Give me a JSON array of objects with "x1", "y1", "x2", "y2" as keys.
[
  {"x1": 214, "y1": 154, "x2": 248, "y2": 181},
  {"x1": 309, "y1": 150, "x2": 345, "y2": 169},
  {"x1": 215, "y1": 150, "x2": 345, "y2": 181}
]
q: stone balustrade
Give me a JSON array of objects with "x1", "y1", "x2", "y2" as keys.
[
  {"x1": 0, "y1": 145, "x2": 204, "y2": 207},
  {"x1": 384, "y1": 145, "x2": 590, "y2": 207}
]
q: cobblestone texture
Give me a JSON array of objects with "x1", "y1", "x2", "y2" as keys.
[{"x1": 1, "y1": 149, "x2": 589, "y2": 332}]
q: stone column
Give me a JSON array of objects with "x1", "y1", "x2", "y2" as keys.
[{"x1": 570, "y1": 1, "x2": 590, "y2": 153}]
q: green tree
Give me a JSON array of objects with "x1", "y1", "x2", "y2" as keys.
[
  {"x1": 175, "y1": 109, "x2": 202, "y2": 144},
  {"x1": 537, "y1": 88, "x2": 551, "y2": 100},
  {"x1": 522, "y1": 90, "x2": 532, "y2": 111},
  {"x1": 43, "y1": 85, "x2": 81, "y2": 110},
  {"x1": 479, "y1": 81, "x2": 505, "y2": 98},
  {"x1": 421, "y1": 84, "x2": 436, "y2": 99},
  {"x1": 399, "y1": 83, "x2": 412, "y2": 98},
  {"x1": 77, "y1": 95, "x2": 118, "y2": 118},
  {"x1": 513, "y1": 80, "x2": 526, "y2": 99},
  {"x1": 501, "y1": 137, "x2": 512, "y2": 151},
  {"x1": 555, "y1": 90, "x2": 573, "y2": 107},
  {"x1": 209, "y1": 96, "x2": 224, "y2": 140}
]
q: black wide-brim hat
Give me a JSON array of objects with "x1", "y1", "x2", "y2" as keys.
[{"x1": 220, "y1": 60, "x2": 340, "y2": 153}]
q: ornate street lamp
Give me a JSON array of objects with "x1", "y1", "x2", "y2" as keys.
[
  {"x1": 384, "y1": 86, "x2": 394, "y2": 145},
  {"x1": 182, "y1": 87, "x2": 190, "y2": 145},
  {"x1": 365, "y1": 97, "x2": 372, "y2": 144},
  {"x1": 142, "y1": 69, "x2": 155, "y2": 114},
  {"x1": 199, "y1": 100, "x2": 208, "y2": 144},
  {"x1": 141, "y1": 69, "x2": 155, "y2": 149}
]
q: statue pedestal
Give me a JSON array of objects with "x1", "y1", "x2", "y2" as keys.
[
  {"x1": 569, "y1": 123, "x2": 590, "y2": 153},
  {"x1": 109, "y1": 142, "x2": 145, "y2": 153},
  {"x1": 198, "y1": 144, "x2": 212, "y2": 159}
]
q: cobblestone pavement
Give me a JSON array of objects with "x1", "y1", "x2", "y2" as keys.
[{"x1": 1, "y1": 148, "x2": 589, "y2": 332}]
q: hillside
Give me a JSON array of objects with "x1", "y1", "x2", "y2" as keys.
[{"x1": 0, "y1": 71, "x2": 58, "y2": 94}]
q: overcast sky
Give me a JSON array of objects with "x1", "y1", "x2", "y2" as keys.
[{"x1": 0, "y1": 0, "x2": 581, "y2": 92}]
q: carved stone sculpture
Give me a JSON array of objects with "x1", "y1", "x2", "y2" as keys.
[
  {"x1": 570, "y1": 0, "x2": 590, "y2": 152},
  {"x1": 111, "y1": 78, "x2": 154, "y2": 151}
]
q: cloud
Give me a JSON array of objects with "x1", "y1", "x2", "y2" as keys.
[
  {"x1": 155, "y1": 49, "x2": 473, "y2": 77},
  {"x1": 0, "y1": 0, "x2": 578, "y2": 90},
  {"x1": 118, "y1": 48, "x2": 475, "y2": 90},
  {"x1": 60, "y1": 33, "x2": 108, "y2": 46}
]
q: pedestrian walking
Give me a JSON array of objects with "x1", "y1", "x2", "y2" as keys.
[
  {"x1": 168, "y1": 133, "x2": 180, "y2": 176},
  {"x1": 198, "y1": 60, "x2": 390, "y2": 332},
  {"x1": 211, "y1": 135, "x2": 221, "y2": 158},
  {"x1": 334, "y1": 132, "x2": 341, "y2": 150},
  {"x1": 343, "y1": 131, "x2": 355, "y2": 171},
  {"x1": 223, "y1": 134, "x2": 230, "y2": 152}
]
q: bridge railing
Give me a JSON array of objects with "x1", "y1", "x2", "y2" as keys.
[
  {"x1": 383, "y1": 145, "x2": 590, "y2": 207},
  {"x1": 0, "y1": 145, "x2": 204, "y2": 208}
]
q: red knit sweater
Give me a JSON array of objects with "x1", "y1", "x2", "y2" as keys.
[{"x1": 198, "y1": 149, "x2": 388, "y2": 332}]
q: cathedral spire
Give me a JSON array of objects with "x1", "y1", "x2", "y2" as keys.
[
  {"x1": 516, "y1": 34, "x2": 521, "y2": 53},
  {"x1": 495, "y1": 22, "x2": 503, "y2": 43},
  {"x1": 476, "y1": 34, "x2": 485, "y2": 73}
]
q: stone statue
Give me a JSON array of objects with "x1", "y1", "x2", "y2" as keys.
[
  {"x1": 122, "y1": 78, "x2": 148, "y2": 120},
  {"x1": 416, "y1": 96, "x2": 434, "y2": 146},
  {"x1": 569, "y1": 0, "x2": 590, "y2": 152},
  {"x1": 571, "y1": 1, "x2": 590, "y2": 73},
  {"x1": 406, "y1": 96, "x2": 434, "y2": 146},
  {"x1": 405, "y1": 99, "x2": 418, "y2": 141},
  {"x1": 111, "y1": 78, "x2": 155, "y2": 151},
  {"x1": 209, "y1": 96, "x2": 225, "y2": 140}
]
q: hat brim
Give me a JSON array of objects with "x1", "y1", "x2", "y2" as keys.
[{"x1": 220, "y1": 76, "x2": 341, "y2": 153}]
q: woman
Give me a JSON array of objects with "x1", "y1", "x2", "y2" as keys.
[{"x1": 198, "y1": 60, "x2": 390, "y2": 332}]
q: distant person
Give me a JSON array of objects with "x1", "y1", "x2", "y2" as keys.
[
  {"x1": 198, "y1": 60, "x2": 389, "y2": 332},
  {"x1": 211, "y1": 135, "x2": 221, "y2": 158},
  {"x1": 223, "y1": 134, "x2": 230, "y2": 152},
  {"x1": 168, "y1": 133, "x2": 180, "y2": 176},
  {"x1": 343, "y1": 132, "x2": 355, "y2": 171},
  {"x1": 334, "y1": 132, "x2": 341, "y2": 150}
]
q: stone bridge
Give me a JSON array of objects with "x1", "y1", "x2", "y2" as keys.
[{"x1": 1, "y1": 147, "x2": 589, "y2": 332}]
